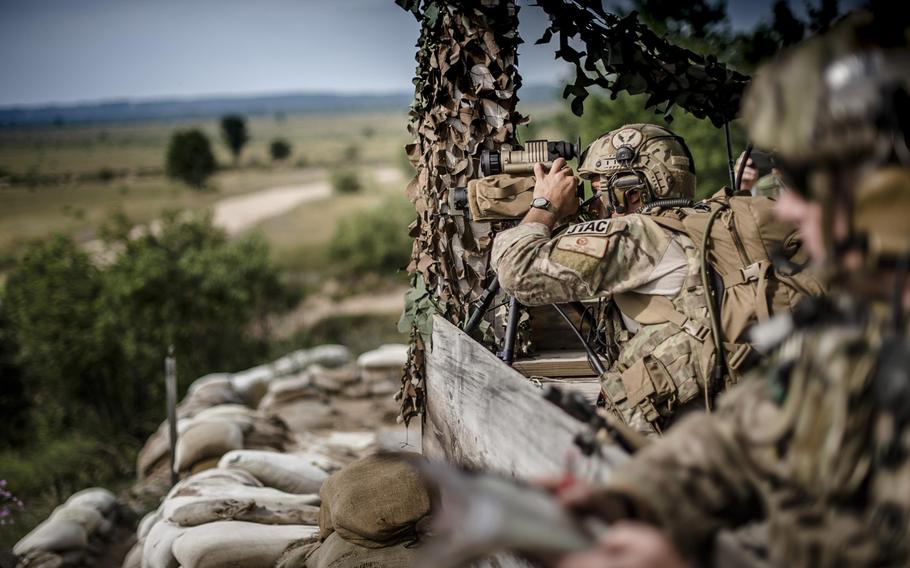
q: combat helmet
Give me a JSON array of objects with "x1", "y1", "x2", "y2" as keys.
[
  {"x1": 742, "y1": 11, "x2": 910, "y2": 266},
  {"x1": 578, "y1": 123, "x2": 696, "y2": 213}
]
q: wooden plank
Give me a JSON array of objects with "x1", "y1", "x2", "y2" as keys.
[{"x1": 423, "y1": 315, "x2": 627, "y2": 482}]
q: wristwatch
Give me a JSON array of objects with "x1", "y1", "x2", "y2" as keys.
[{"x1": 530, "y1": 197, "x2": 556, "y2": 214}]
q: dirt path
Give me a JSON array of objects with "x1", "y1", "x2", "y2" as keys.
[{"x1": 214, "y1": 165, "x2": 402, "y2": 235}]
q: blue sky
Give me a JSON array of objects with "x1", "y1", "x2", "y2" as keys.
[{"x1": 0, "y1": 0, "x2": 852, "y2": 107}]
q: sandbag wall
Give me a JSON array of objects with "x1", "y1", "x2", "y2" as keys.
[{"x1": 12, "y1": 343, "x2": 411, "y2": 568}]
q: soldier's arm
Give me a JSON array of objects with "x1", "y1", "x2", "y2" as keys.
[
  {"x1": 579, "y1": 382, "x2": 769, "y2": 561},
  {"x1": 491, "y1": 216, "x2": 671, "y2": 306}
]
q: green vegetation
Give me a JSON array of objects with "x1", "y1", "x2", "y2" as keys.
[
  {"x1": 331, "y1": 169, "x2": 362, "y2": 194},
  {"x1": 0, "y1": 212, "x2": 291, "y2": 545},
  {"x1": 328, "y1": 195, "x2": 413, "y2": 276},
  {"x1": 270, "y1": 138, "x2": 292, "y2": 161},
  {"x1": 166, "y1": 129, "x2": 217, "y2": 188},
  {"x1": 220, "y1": 114, "x2": 250, "y2": 164}
]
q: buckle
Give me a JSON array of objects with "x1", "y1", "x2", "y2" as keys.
[
  {"x1": 682, "y1": 319, "x2": 711, "y2": 341},
  {"x1": 739, "y1": 261, "x2": 763, "y2": 283}
]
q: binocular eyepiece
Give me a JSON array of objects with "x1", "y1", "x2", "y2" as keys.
[{"x1": 480, "y1": 139, "x2": 580, "y2": 177}]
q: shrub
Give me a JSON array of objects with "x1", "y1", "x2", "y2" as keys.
[
  {"x1": 165, "y1": 129, "x2": 216, "y2": 189},
  {"x1": 330, "y1": 169, "x2": 362, "y2": 194},
  {"x1": 328, "y1": 196, "x2": 413, "y2": 276},
  {"x1": 270, "y1": 138, "x2": 292, "y2": 161},
  {"x1": 220, "y1": 114, "x2": 249, "y2": 164}
]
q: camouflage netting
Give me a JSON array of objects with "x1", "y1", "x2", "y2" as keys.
[
  {"x1": 535, "y1": 0, "x2": 750, "y2": 126},
  {"x1": 395, "y1": 0, "x2": 526, "y2": 425}
]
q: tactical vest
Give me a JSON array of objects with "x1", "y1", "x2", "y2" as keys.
[{"x1": 601, "y1": 227, "x2": 714, "y2": 432}]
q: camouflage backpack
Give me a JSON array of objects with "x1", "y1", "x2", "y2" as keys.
[{"x1": 617, "y1": 188, "x2": 826, "y2": 383}]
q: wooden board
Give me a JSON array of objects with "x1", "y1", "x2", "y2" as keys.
[
  {"x1": 512, "y1": 350, "x2": 599, "y2": 378},
  {"x1": 423, "y1": 315, "x2": 627, "y2": 481}
]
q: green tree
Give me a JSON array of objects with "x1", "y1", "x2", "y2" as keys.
[
  {"x1": 97, "y1": 211, "x2": 291, "y2": 397},
  {"x1": 269, "y1": 138, "x2": 292, "y2": 161},
  {"x1": 166, "y1": 129, "x2": 217, "y2": 189},
  {"x1": 220, "y1": 114, "x2": 250, "y2": 165},
  {"x1": 2, "y1": 236, "x2": 111, "y2": 434}
]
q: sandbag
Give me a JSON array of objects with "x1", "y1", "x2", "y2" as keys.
[
  {"x1": 318, "y1": 453, "x2": 431, "y2": 547},
  {"x1": 163, "y1": 493, "x2": 319, "y2": 527},
  {"x1": 243, "y1": 415, "x2": 291, "y2": 450},
  {"x1": 122, "y1": 539, "x2": 144, "y2": 568},
  {"x1": 310, "y1": 366, "x2": 358, "y2": 394},
  {"x1": 258, "y1": 374, "x2": 317, "y2": 408},
  {"x1": 304, "y1": 532, "x2": 416, "y2": 568},
  {"x1": 274, "y1": 537, "x2": 320, "y2": 568},
  {"x1": 356, "y1": 344, "x2": 408, "y2": 370},
  {"x1": 174, "y1": 420, "x2": 244, "y2": 472},
  {"x1": 138, "y1": 511, "x2": 161, "y2": 540},
  {"x1": 189, "y1": 456, "x2": 222, "y2": 474},
  {"x1": 15, "y1": 550, "x2": 65, "y2": 568},
  {"x1": 142, "y1": 520, "x2": 185, "y2": 568},
  {"x1": 13, "y1": 517, "x2": 87, "y2": 556},
  {"x1": 162, "y1": 487, "x2": 319, "y2": 520},
  {"x1": 65, "y1": 487, "x2": 117, "y2": 516},
  {"x1": 231, "y1": 366, "x2": 275, "y2": 407},
  {"x1": 219, "y1": 450, "x2": 330, "y2": 494},
  {"x1": 170, "y1": 521, "x2": 318, "y2": 568},
  {"x1": 167, "y1": 468, "x2": 262, "y2": 499}
]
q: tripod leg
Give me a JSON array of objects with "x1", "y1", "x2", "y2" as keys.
[
  {"x1": 463, "y1": 278, "x2": 501, "y2": 334},
  {"x1": 501, "y1": 296, "x2": 520, "y2": 365}
]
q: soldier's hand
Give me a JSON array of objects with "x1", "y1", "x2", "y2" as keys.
[
  {"x1": 735, "y1": 151, "x2": 758, "y2": 191},
  {"x1": 554, "y1": 522, "x2": 691, "y2": 568},
  {"x1": 533, "y1": 157, "x2": 579, "y2": 219}
]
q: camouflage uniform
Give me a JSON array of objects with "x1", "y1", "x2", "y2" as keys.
[
  {"x1": 596, "y1": 299, "x2": 909, "y2": 565},
  {"x1": 492, "y1": 214, "x2": 712, "y2": 434},
  {"x1": 577, "y1": 12, "x2": 910, "y2": 566}
]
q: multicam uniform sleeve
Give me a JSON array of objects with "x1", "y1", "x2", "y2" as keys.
[
  {"x1": 490, "y1": 216, "x2": 674, "y2": 305},
  {"x1": 588, "y1": 380, "x2": 773, "y2": 560}
]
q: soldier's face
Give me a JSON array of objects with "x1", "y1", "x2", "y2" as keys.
[{"x1": 774, "y1": 190, "x2": 825, "y2": 264}]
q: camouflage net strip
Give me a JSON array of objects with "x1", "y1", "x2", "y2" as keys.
[
  {"x1": 535, "y1": 0, "x2": 750, "y2": 126},
  {"x1": 395, "y1": 0, "x2": 525, "y2": 425}
]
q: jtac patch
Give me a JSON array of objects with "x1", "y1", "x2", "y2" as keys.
[
  {"x1": 565, "y1": 220, "x2": 611, "y2": 236},
  {"x1": 556, "y1": 235, "x2": 608, "y2": 258}
]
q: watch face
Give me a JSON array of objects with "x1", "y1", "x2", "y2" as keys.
[{"x1": 532, "y1": 197, "x2": 548, "y2": 207}]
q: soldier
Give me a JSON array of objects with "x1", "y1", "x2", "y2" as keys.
[
  {"x1": 491, "y1": 123, "x2": 819, "y2": 435},
  {"x1": 491, "y1": 124, "x2": 710, "y2": 435},
  {"x1": 548, "y1": 11, "x2": 910, "y2": 568}
]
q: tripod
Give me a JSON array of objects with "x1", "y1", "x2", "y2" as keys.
[{"x1": 462, "y1": 276, "x2": 607, "y2": 375}]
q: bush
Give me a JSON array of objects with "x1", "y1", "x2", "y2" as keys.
[
  {"x1": 328, "y1": 196, "x2": 413, "y2": 276},
  {"x1": 331, "y1": 169, "x2": 362, "y2": 194},
  {"x1": 166, "y1": 129, "x2": 216, "y2": 189},
  {"x1": 270, "y1": 138, "x2": 292, "y2": 161},
  {"x1": 220, "y1": 114, "x2": 249, "y2": 164},
  {"x1": 2, "y1": 212, "x2": 293, "y2": 440}
]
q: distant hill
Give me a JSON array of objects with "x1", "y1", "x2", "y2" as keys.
[{"x1": 0, "y1": 85, "x2": 560, "y2": 127}]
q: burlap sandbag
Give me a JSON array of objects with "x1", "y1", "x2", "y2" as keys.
[
  {"x1": 122, "y1": 539, "x2": 144, "y2": 568},
  {"x1": 141, "y1": 520, "x2": 185, "y2": 568},
  {"x1": 65, "y1": 487, "x2": 117, "y2": 516},
  {"x1": 318, "y1": 453, "x2": 431, "y2": 548},
  {"x1": 218, "y1": 450, "x2": 330, "y2": 494},
  {"x1": 305, "y1": 532, "x2": 416, "y2": 568},
  {"x1": 170, "y1": 521, "x2": 318, "y2": 568},
  {"x1": 163, "y1": 493, "x2": 319, "y2": 527},
  {"x1": 166, "y1": 468, "x2": 262, "y2": 500},
  {"x1": 13, "y1": 517, "x2": 87, "y2": 556},
  {"x1": 174, "y1": 420, "x2": 244, "y2": 472}
]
